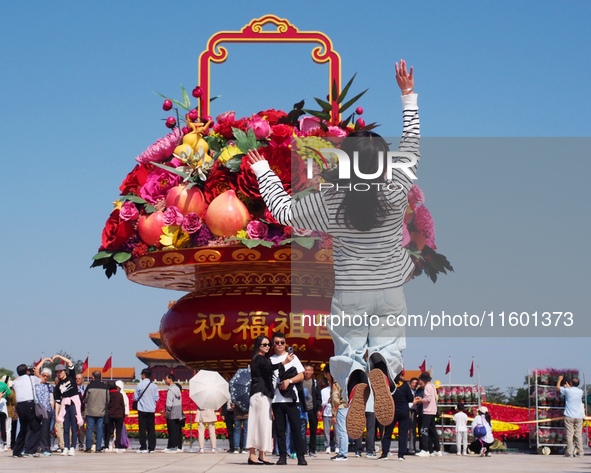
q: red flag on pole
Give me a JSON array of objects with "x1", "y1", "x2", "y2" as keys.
[
  {"x1": 102, "y1": 356, "x2": 112, "y2": 373},
  {"x1": 33, "y1": 357, "x2": 42, "y2": 367},
  {"x1": 82, "y1": 357, "x2": 89, "y2": 374},
  {"x1": 469, "y1": 360, "x2": 474, "y2": 378},
  {"x1": 419, "y1": 359, "x2": 426, "y2": 372},
  {"x1": 445, "y1": 359, "x2": 451, "y2": 375}
]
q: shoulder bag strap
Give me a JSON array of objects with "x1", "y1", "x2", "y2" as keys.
[
  {"x1": 136, "y1": 380, "x2": 152, "y2": 403},
  {"x1": 29, "y1": 376, "x2": 38, "y2": 402}
]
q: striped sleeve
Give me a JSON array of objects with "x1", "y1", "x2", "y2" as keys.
[
  {"x1": 384, "y1": 93, "x2": 420, "y2": 208},
  {"x1": 256, "y1": 168, "x2": 329, "y2": 232}
]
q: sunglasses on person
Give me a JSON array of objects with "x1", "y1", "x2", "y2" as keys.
[
  {"x1": 260, "y1": 343, "x2": 270, "y2": 347},
  {"x1": 274, "y1": 340, "x2": 286, "y2": 345}
]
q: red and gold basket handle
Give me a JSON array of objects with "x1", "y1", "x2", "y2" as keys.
[{"x1": 198, "y1": 15, "x2": 342, "y2": 123}]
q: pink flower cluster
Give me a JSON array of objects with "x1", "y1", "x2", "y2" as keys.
[{"x1": 135, "y1": 129, "x2": 181, "y2": 164}]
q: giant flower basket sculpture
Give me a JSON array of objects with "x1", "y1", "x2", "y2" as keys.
[{"x1": 92, "y1": 16, "x2": 452, "y2": 372}]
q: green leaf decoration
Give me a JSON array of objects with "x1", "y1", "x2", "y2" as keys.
[
  {"x1": 90, "y1": 259, "x2": 106, "y2": 268},
  {"x1": 204, "y1": 134, "x2": 223, "y2": 153},
  {"x1": 210, "y1": 95, "x2": 221, "y2": 103},
  {"x1": 303, "y1": 109, "x2": 330, "y2": 120},
  {"x1": 233, "y1": 127, "x2": 258, "y2": 153},
  {"x1": 225, "y1": 156, "x2": 244, "y2": 173},
  {"x1": 144, "y1": 204, "x2": 156, "y2": 214},
  {"x1": 113, "y1": 252, "x2": 132, "y2": 264},
  {"x1": 337, "y1": 73, "x2": 358, "y2": 103},
  {"x1": 152, "y1": 162, "x2": 191, "y2": 180},
  {"x1": 154, "y1": 91, "x2": 189, "y2": 111},
  {"x1": 180, "y1": 85, "x2": 191, "y2": 109},
  {"x1": 292, "y1": 237, "x2": 319, "y2": 249},
  {"x1": 314, "y1": 97, "x2": 332, "y2": 112},
  {"x1": 92, "y1": 250, "x2": 113, "y2": 260},
  {"x1": 293, "y1": 99, "x2": 305, "y2": 110},
  {"x1": 342, "y1": 112, "x2": 355, "y2": 127},
  {"x1": 121, "y1": 195, "x2": 147, "y2": 205},
  {"x1": 339, "y1": 89, "x2": 368, "y2": 114},
  {"x1": 331, "y1": 79, "x2": 338, "y2": 103}
]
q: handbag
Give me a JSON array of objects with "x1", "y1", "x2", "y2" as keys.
[
  {"x1": 132, "y1": 380, "x2": 152, "y2": 411},
  {"x1": 474, "y1": 416, "x2": 487, "y2": 438},
  {"x1": 30, "y1": 376, "x2": 48, "y2": 420},
  {"x1": 120, "y1": 424, "x2": 130, "y2": 448}
]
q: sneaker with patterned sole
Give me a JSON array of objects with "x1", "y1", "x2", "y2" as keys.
[
  {"x1": 346, "y1": 382, "x2": 369, "y2": 439},
  {"x1": 368, "y1": 369, "x2": 394, "y2": 427}
]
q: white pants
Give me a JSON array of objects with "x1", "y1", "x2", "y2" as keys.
[
  {"x1": 456, "y1": 430, "x2": 467, "y2": 454},
  {"x1": 328, "y1": 286, "x2": 406, "y2": 400}
]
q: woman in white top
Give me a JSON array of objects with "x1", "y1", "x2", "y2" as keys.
[
  {"x1": 247, "y1": 59, "x2": 419, "y2": 436},
  {"x1": 469, "y1": 406, "x2": 494, "y2": 456}
]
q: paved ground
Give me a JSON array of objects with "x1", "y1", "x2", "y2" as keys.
[{"x1": 0, "y1": 446, "x2": 588, "y2": 473}]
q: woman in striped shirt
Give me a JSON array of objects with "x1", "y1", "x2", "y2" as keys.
[{"x1": 247, "y1": 59, "x2": 419, "y2": 438}]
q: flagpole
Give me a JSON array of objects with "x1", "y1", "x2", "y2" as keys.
[
  {"x1": 477, "y1": 365, "x2": 481, "y2": 406},
  {"x1": 87, "y1": 353, "x2": 90, "y2": 382},
  {"x1": 111, "y1": 352, "x2": 113, "y2": 380},
  {"x1": 448, "y1": 356, "x2": 451, "y2": 385}
]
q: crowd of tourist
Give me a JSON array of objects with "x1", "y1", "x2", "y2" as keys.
[{"x1": 1, "y1": 347, "x2": 585, "y2": 462}]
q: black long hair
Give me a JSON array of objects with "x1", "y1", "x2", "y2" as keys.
[
  {"x1": 324, "y1": 131, "x2": 393, "y2": 231},
  {"x1": 251, "y1": 335, "x2": 270, "y2": 362}
]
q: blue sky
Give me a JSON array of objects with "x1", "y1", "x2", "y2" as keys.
[{"x1": 1, "y1": 1, "x2": 589, "y2": 392}]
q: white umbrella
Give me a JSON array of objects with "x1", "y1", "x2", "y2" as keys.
[{"x1": 189, "y1": 370, "x2": 230, "y2": 410}]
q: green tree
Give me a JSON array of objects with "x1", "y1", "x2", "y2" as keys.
[
  {"x1": 0, "y1": 367, "x2": 14, "y2": 379},
  {"x1": 41, "y1": 351, "x2": 83, "y2": 374},
  {"x1": 507, "y1": 387, "x2": 529, "y2": 407},
  {"x1": 484, "y1": 385, "x2": 507, "y2": 404}
]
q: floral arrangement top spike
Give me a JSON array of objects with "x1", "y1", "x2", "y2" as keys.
[{"x1": 92, "y1": 80, "x2": 452, "y2": 281}]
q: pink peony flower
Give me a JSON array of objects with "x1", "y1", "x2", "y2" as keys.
[
  {"x1": 119, "y1": 201, "x2": 139, "y2": 221},
  {"x1": 140, "y1": 168, "x2": 182, "y2": 204},
  {"x1": 135, "y1": 129, "x2": 181, "y2": 164},
  {"x1": 408, "y1": 185, "x2": 425, "y2": 208},
  {"x1": 246, "y1": 220, "x2": 269, "y2": 240},
  {"x1": 299, "y1": 116, "x2": 321, "y2": 134},
  {"x1": 163, "y1": 206, "x2": 184, "y2": 226},
  {"x1": 181, "y1": 212, "x2": 202, "y2": 234},
  {"x1": 293, "y1": 227, "x2": 313, "y2": 237},
  {"x1": 215, "y1": 111, "x2": 236, "y2": 123},
  {"x1": 327, "y1": 126, "x2": 348, "y2": 137},
  {"x1": 247, "y1": 115, "x2": 271, "y2": 140},
  {"x1": 413, "y1": 205, "x2": 435, "y2": 248}
]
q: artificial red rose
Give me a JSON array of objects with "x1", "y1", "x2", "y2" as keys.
[
  {"x1": 257, "y1": 109, "x2": 287, "y2": 126},
  {"x1": 289, "y1": 147, "x2": 308, "y2": 193},
  {"x1": 270, "y1": 124, "x2": 294, "y2": 146},
  {"x1": 237, "y1": 158, "x2": 262, "y2": 199},
  {"x1": 101, "y1": 209, "x2": 135, "y2": 251},
  {"x1": 119, "y1": 163, "x2": 154, "y2": 196},
  {"x1": 213, "y1": 117, "x2": 248, "y2": 140},
  {"x1": 264, "y1": 208, "x2": 280, "y2": 225},
  {"x1": 202, "y1": 161, "x2": 238, "y2": 203}
]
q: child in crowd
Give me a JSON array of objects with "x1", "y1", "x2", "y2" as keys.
[{"x1": 452, "y1": 403, "x2": 468, "y2": 455}]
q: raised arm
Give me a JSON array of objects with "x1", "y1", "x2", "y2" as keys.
[
  {"x1": 385, "y1": 59, "x2": 420, "y2": 208},
  {"x1": 246, "y1": 149, "x2": 329, "y2": 232}
]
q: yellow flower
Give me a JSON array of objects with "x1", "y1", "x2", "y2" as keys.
[
  {"x1": 113, "y1": 199, "x2": 123, "y2": 210},
  {"x1": 160, "y1": 225, "x2": 190, "y2": 249},
  {"x1": 236, "y1": 230, "x2": 248, "y2": 239},
  {"x1": 217, "y1": 144, "x2": 242, "y2": 164}
]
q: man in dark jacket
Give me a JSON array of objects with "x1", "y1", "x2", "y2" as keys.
[
  {"x1": 83, "y1": 371, "x2": 109, "y2": 452},
  {"x1": 302, "y1": 364, "x2": 322, "y2": 457}
]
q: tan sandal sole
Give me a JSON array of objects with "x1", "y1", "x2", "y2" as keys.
[
  {"x1": 369, "y1": 369, "x2": 395, "y2": 426},
  {"x1": 345, "y1": 383, "x2": 368, "y2": 440}
]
